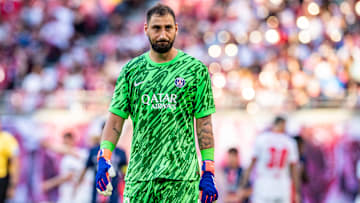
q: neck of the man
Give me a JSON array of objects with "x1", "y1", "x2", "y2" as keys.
[{"x1": 149, "y1": 47, "x2": 178, "y2": 63}]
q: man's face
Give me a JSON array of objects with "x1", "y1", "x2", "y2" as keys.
[
  {"x1": 63, "y1": 135, "x2": 74, "y2": 146},
  {"x1": 228, "y1": 152, "x2": 239, "y2": 168},
  {"x1": 278, "y1": 122, "x2": 286, "y2": 132},
  {"x1": 145, "y1": 14, "x2": 178, "y2": 53}
]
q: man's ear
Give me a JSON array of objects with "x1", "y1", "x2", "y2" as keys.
[{"x1": 144, "y1": 23, "x2": 148, "y2": 33}]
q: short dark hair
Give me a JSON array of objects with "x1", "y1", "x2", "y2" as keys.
[
  {"x1": 294, "y1": 136, "x2": 303, "y2": 144},
  {"x1": 273, "y1": 116, "x2": 286, "y2": 125},
  {"x1": 146, "y1": 3, "x2": 176, "y2": 24},
  {"x1": 63, "y1": 132, "x2": 73, "y2": 139},
  {"x1": 228, "y1": 148, "x2": 238, "y2": 154}
]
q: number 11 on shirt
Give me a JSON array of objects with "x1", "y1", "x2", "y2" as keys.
[{"x1": 267, "y1": 147, "x2": 288, "y2": 169}]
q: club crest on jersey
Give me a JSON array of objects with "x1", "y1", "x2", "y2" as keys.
[{"x1": 175, "y1": 77, "x2": 185, "y2": 88}]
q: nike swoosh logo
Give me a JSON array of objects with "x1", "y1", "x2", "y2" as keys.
[{"x1": 134, "y1": 81, "x2": 144, "y2": 87}]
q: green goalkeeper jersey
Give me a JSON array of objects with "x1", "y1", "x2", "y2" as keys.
[{"x1": 109, "y1": 50, "x2": 215, "y2": 181}]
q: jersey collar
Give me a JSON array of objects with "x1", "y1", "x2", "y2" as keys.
[{"x1": 145, "y1": 49, "x2": 182, "y2": 67}]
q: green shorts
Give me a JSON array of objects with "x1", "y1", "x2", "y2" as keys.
[{"x1": 123, "y1": 179, "x2": 200, "y2": 203}]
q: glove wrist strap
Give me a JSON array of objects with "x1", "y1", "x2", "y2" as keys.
[
  {"x1": 97, "y1": 148, "x2": 112, "y2": 161},
  {"x1": 202, "y1": 160, "x2": 215, "y2": 174}
]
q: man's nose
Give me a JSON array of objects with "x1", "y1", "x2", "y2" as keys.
[{"x1": 159, "y1": 29, "x2": 168, "y2": 39}]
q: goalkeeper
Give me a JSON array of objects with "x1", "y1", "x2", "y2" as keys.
[{"x1": 96, "y1": 3, "x2": 218, "y2": 202}]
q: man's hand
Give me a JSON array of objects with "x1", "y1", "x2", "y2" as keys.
[
  {"x1": 199, "y1": 160, "x2": 218, "y2": 203},
  {"x1": 96, "y1": 149, "x2": 116, "y2": 196}
]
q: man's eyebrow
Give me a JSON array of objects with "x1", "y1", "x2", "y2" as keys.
[{"x1": 150, "y1": 23, "x2": 174, "y2": 27}]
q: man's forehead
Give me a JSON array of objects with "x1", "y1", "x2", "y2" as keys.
[{"x1": 148, "y1": 14, "x2": 175, "y2": 25}]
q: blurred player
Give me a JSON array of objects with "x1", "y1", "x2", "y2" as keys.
[
  {"x1": 222, "y1": 148, "x2": 251, "y2": 203},
  {"x1": 76, "y1": 122, "x2": 127, "y2": 203},
  {"x1": 42, "y1": 132, "x2": 89, "y2": 203},
  {"x1": 95, "y1": 3, "x2": 218, "y2": 202},
  {"x1": 293, "y1": 136, "x2": 308, "y2": 195},
  {"x1": 0, "y1": 118, "x2": 19, "y2": 202},
  {"x1": 239, "y1": 116, "x2": 300, "y2": 203}
]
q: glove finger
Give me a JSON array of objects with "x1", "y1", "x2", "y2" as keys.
[
  {"x1": 102, "y1": 175, "x2": 109, "y2": 185},
  {"x1": 207, "y1": 192, "x2": 213, "y2": 203},
  {"x1": 96, "y1": 181, "x2": 105, "y2": 191},
  {"x1": 106, "y1": 182, "x2": 113, "y2": 192},
  {"x1": 202, "y1": 193, "x2": 208, "y2": 203},
  {"x1": 97, "y1": 188, "x2": 105, "y2": 195},
  {"x1": 211, "y1": 193, "x2": 217, "y2": 202},
  {"x1": 96, "y1": 188, "x2": 103, "y2": 194},
  {"x1": 208, "y1": 190, "x2": 216, "y2": 203},
  {"x1": 102, "y1": 190, "x2": 111, "y2": 196},
  {"x1": 97, "y1": 188, "x2": 110, "y2": 196},
  {"x1": 103, "y1": 183, "x2": 113, "y2": 196},
  {"x1": 214, "y1": 190, "x2": 218, "y2": 200},
  {"x1": 200, "y1": 191, "x2": 206, "y2": 203},
  {"x1": 99, "y1": 180, "x2": 106, "y2": 191},
  {"x1": 99, "y1": 179, "x2": 107, "y2": 191}
]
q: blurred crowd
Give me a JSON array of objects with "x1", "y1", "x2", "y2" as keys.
[
  {"x1": 2, "y1": 112, "x2": 360, "y2": 203},
  {"x1": 168, "y1": 0, "x2": 360, "y2": 110},
  {"x1": 1, "y1": 0, "x2": 360, "y2": 113},
  {"x1": 0, "y1": 0, "x2": 151, "y2": 113}
]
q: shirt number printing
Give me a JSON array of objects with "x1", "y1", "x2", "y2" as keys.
[{"x1": 267, "y1": 147, "x2": 288, "y2": 169}]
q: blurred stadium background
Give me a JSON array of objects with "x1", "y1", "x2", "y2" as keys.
[{"x1": 1, "y1": 0, "x2": 360, "y2": 202}]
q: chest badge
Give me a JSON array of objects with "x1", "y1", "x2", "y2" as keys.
[{"x1": 175, "y1": 77, "x2": 185, "y2": 88}]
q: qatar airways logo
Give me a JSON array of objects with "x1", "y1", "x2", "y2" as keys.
[{"x1": 141, "y1": 93, "x2": 177, "y2": 110}]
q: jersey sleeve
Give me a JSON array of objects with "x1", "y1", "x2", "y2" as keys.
[
  {"x1": 288, "y1": 139, "x2": 299, "y2": 163},
  {"x1": 109, "y1": 64, "x2": 130, "y2": 119},
  {"x1": 5, "y1": 133, "x2": 19, "y2": 157},
  {"x1": 194, "y1": 63, "x2": 216, "y2": 118}
]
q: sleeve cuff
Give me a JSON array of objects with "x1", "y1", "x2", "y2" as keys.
[
  {"x1": 194, "y1": 108, "x2": 216, "y2": 119},
  {"x1": 109, "y1": 107, "x2": 129, "y2": 119},
  {"x1": 200, "y1": 148, "x2": 214, "y2": 161},
  {"x1": 100, "y1": 140, "x2": 115, "y2": 152}
]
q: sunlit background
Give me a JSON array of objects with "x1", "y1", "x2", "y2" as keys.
[{"x1": 1, "y1": 0, "x2": 360, "y2": 202}]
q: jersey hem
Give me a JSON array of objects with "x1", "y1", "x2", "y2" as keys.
[
  {"x1": 194, "y1": 108, "x2": 216, "y2": 118},
  {"x1": 109, "y1": 108, "x2": 129, "y2": 119},
  {"x1": 124, "y1": 177, "x2": 200, "y2": 182}
]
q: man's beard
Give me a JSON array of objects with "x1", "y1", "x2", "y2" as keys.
[{"x1": 149, "y1": 38, "x2": 175, "y2": 53}]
